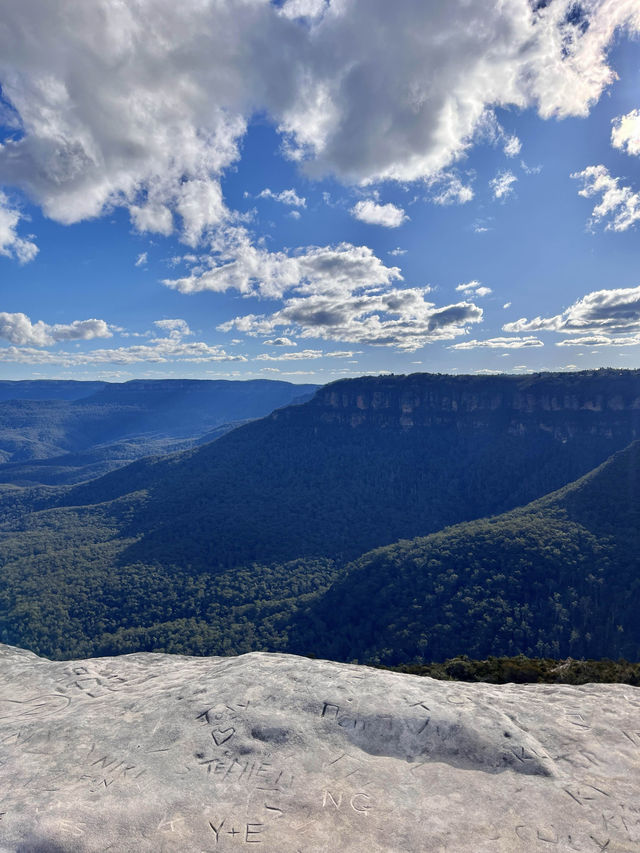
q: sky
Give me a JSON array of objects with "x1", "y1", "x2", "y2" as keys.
[{"x1": 0, "y1": 0, "x2": 640, "y2": 384}]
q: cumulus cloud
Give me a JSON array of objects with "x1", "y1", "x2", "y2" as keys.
[
  {"x1": 351, "y1": 200, "x2": 408, "y2": 228},
  {"x1": 0, "y1": 0, "x2": 637, "y2": 244},
  {"x1": 279, "y1": 0, "x2": 640, "y2": 183},
  {"x1": 258, "y1": 188, "x2": 306, "y2": 207},
  {"x1": 556, "y1": 334, "x2": 640, "y2": 346},
  {"x1": 263, "y1": 337, "x2": 296, "y2": 346},
  {"x1": 503, "y1": 286, "x2": 640, "y2": 335},
  {"x1": 0, "y1": 312, "x2": 111, "y2": 347},
  {"x1": 456, "y1": 281, "x2": 492, "y2": 298},
  {"x1": 163, "y1": 231, "x2": 402, "y2": 300},
  {"x1": 572, "y1": 165, "x2": 640, "y2": 231},
  {"x1": 611, "y1": 109, "x2": 640, "y2": 157},
  {"x1": 490, "y1": 170, "x2": 517, "y2": 200},
  {"x1": 0, "y1": 337, "x2": 245, "y2": 366},
  {"x1": 0, "y1": 312, "x2": 247, "y2": 365},
  {"x1": 182, "y1": 227, "x2": 483, "y2": 351},
  {"x1": 0, "y1": 193, "x2": 38, "y2": 263},
  {"x1": 153, "y1": 318, "x2": 194, "y2": 338},
  {"x1": 451, "y1": 336, "x2": 543, "y2": 349},
  {"x1": 176, "y1": 179, "x2": 227, "y2": 247},
  {"x1": 0, "y1": 1, "x2": 254, "y2": 238},
  {"x1": 256, "y1": 349, "x2": 322, "y2": 361},
  {"x1": 220, "y1": 286, "x2": 483, "y2": 352},
  {"x1": 130, "y1": 204, "x2": 174, "y2": 237},
  {"x1": 278, "y1": 0, "x2": 328, "y2": 21}
]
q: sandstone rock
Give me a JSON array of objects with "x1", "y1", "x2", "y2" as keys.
[{"x1": 0, "y1": 645, "x2": 639, "y2": 851}]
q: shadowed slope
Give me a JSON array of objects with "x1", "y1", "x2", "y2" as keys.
[
  {"x1": 294, "y1": 441, "x2": 640, "y2": 663},
  {"x1": 1, "y1": 371, "x2": 640, "y2": 659}
]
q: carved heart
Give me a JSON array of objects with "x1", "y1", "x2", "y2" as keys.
[{"x1": 211, "y1": 727, "x2": 235, "y2": 746}]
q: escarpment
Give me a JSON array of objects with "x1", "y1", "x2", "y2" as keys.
[{"x1": 283, "y1": 369, "x2": 640, "y2": 437}]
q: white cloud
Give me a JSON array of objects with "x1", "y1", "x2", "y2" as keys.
[
  {"x1": 0, "y1": 0, "x2": 637, "y2": 251},
  {"x1": 278, "y1": 0, "x2": 328, "y2": 21},
  {"x1": 0, "y1": 1, "x2": 252, "y2": 238},
  {"x1": 474, "y1": 112, "x2": 522, "y2": 160},
  {"x1": 572, "y1": 165, "x2": 640, "y2": 231},
  {"x1": 256, "y1": 349, "x2": 322, "y2": 361},
  {"x1": 220, "y1": 285, "x2": 483, "y2": 352},
  {"x1": 431, "y1": 174, "x2": 474, "y2": 206},
  {"x1": 177, "y1": 226, "x2": 483, "y2": 352},
  {"x1": 52, "y1": 319, "x2": 112, "y2": 342},
  {"x1": 520, "y1": 160, "x2": 543, "y2": 175},
  {"x1": 135, "y1": 251, "x2": 148, "y2": 267},
  {"x1": 130, "y1": 204, "x2": 174, "y2": 237},
  {"x1": 153, "y1": 319, "x2": 194, "y2": 338},
  {"x1": 351, "y1": 200, "x2": 408, "y2": 228},
  {"x1": 388, "y1": 247, "x2": 407, "y2": 256},
  {"x1": 0, "y1": 337, "x2": 245, "y2": 366},
  {"x1": 0, "y1": 313, "x2": 246, "y2": 365},
  {"x1": 504, "y1": 286, "x2": 640, "y2": 335},
  {"x1": 258, "y1": 188, "x2": 306, "y2": 208},
  {"x1": 0, "y1": 312, "x2": 111, "y2": 347},
  {"x1": 263, "y1": 337, "x2": 296, "y2": 346},
  {"x1": 451, "y1": 336, "x2": 543, "y2": 349},
  {"x1": 0, "y1": 193, "x2": 38, "y2": 263},
  {"x1": 280, "y1": 0, "x2": 640, "y2": 183},
  {"x1": 611, "y1": 109, "x2": 640, "y2": 157},
  {"x1": 503, "y1": 135, "x2": 522, "y2": 157},
  {"x1": 556, "y1": 334, "x2": 640, "y2": 346},
  {"x1": 456, "y1": 280, "x2": 492, "y2": 298},
  {"x1": 163, "y1": 231, "x2": 402, "y2": 300},
  {"x1": 503, "y1": 301, "x2": 512, "y2": 309},
  {"x1": 490, "y1": 169, "x2": 517, "y2": 200},
  {"x1": 176, "y1": 179, "x2": 227, "y2": 247}
]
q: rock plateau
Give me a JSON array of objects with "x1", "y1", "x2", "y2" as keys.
[{"x1": 0, "y1": 645, "x2": 639, "y2": 851}]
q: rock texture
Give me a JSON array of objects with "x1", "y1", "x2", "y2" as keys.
[
  {"x1": 1, "y1": 646, "x2": 639, "y2": 852},
  {"x1": 294, "y1": 371, "x2": 640, "y2": 436}
]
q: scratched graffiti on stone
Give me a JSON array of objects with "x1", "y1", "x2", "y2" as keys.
[{"x1": 0, "y1": 645, "x2": 638, "y2": 852}]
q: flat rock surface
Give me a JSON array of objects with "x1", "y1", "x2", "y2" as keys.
[{"x1": 1, "y1": 646, "x2": 639, "y2": 851}]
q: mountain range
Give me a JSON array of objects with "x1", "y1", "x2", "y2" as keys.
[
  {"x1": 0, "y1": 368, "x2": 638, "y2": 663},
  {"x1": 0, "y1": 378, "x2": 317, "y2": 485}
]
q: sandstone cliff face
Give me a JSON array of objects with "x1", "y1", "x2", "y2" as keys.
[
  {"x1": 275, "y1": 370, "x2": 640, "y2": 440},
  {"x1": 0, "y1": 645, "x2": 639, "y2": 852}
]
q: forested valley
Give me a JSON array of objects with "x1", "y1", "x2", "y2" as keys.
[{"x1": 0, "y1": 369, "x2": 639, "y2": 674}]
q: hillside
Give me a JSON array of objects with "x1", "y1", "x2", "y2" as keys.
[
  {"x1": 295, "y1": 440, "x2": 640, "y2": 664},
  {"x1": 0, "y1": 378, "x2": 318, "y2": 485},
  {"x1": 43, "y1": 368, "x2": 640, "y2": 563},
  {"x1": 1, "y1": 369, "x2": 640, "y2": 660}
]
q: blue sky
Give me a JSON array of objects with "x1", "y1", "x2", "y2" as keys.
[{"x1": 1, "y1": 0, "x2": 640, "y2": 383}]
